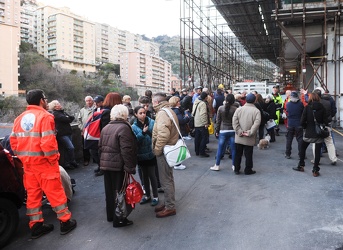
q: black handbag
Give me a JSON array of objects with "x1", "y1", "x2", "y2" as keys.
[
  {"x1": 115, "y1": 172, "x2": 132, "y2": 221},
  {"x1": 312, "y1": 110, "x2": 329, "y2": 138}
]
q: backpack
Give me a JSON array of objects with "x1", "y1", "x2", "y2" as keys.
[{"x1": 84, "y1": 109, "x2": 105, "y2": 149}]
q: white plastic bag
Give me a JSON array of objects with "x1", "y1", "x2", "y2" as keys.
[{"x1": 266, "y1": 119, "x2": 276, "y2": 130}]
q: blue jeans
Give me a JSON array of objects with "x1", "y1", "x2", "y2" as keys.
[
  {"x1": 57, "y1": 135, "x2": 76, "y2": 165},
  {"x1": 216, "y1": 131, "x2": 235, "y2": 166}
]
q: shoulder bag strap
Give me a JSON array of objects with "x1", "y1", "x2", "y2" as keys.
[
  {"x1": 162, "y1": 108, "x2": 184, "y2": 142},
  {"x1": 192, "y1": 102, "x2": 200, "y2": 117},
  {"x1": 311, "y1": 108, "x2": 318, "y2": 123}
]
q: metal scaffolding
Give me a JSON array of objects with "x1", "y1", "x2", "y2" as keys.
[
  {"x1": 272, "y1": 0, "x2": 342, "y2": 94},
  {"x1": 180, "y1": 0, "x2": 276, "y2": 91}
]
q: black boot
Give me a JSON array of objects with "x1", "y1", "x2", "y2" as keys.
[
  {"x1": 60, "y1": 219, "x2": 77, "y2": 235},
  {"x1": 31, "y1": 222, "x2": 54, "y2": 239}
]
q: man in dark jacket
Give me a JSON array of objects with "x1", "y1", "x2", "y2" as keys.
[
  {"x1": 181, "y1": 90, "x2": 193, "y2": 114},
  {"x1": 213, "y1": 88, "x2": 225, "y2": 122},
  {"x1": 285, "y1": 92, "x2": 304, "y2": 159},
  {"x1": 313, "y1": 88, "x2": 337, "y2": 165}
]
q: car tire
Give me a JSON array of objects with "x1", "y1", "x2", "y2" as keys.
[{"x1": 0, "y1": 198, "x2": 19, "y2": 248}]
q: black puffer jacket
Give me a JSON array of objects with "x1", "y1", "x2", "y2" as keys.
[
  {"x1": 301, "y1": 101, "x2": 328, "y2": 139},
  {"x1": 99, "y1": 120, "x2": 137, "y2": 174},
  {"x1": 265, "y1": 101, "x2": 277, "y2": 120},
  {"x1": 53, "y1": 109, "x2": 74, "y2": 137}
]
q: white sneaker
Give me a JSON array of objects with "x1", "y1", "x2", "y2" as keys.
[
  {"x1": 183, "y1": 136, "x2": 192, "y2": 140},
  {"x1": 232, "y1": 165, "x2": 235, "y2": 171},
  {"x1": 210, "y1": 164, "x2": 220, "y2": 171},
  {"x1": 174, "y1": 164, "x2": 186, "y2": 170}
]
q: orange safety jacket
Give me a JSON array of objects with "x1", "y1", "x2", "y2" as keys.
[{"x1": 10, "y1": 105, "x2": 60, "y2": 167}]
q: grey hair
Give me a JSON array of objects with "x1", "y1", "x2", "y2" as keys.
[
  {"x1": 48, "y1": 100, "x2": 60, "y2": 111},
  {"x1": 266, "y1": 94, "x2": 274, "y2": 100},
  {"x1": 110, "y1": 104, "x2": 128, "y2": 121},
  {"x1": 85, "y1": 96, "x2": 93, "y2": 101}
]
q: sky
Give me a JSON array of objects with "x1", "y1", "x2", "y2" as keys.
[{"x1": 39, "y1": 0, "x2": 181, "y2": 38}]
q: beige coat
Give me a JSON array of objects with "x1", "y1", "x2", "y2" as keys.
[
  {"x1": 152, "y1": 101, "x2": 180, "y2": 156},
  {"x1": 233, "y1": 103, "x2": 261, "y2": 146},
  {"x1": 192, "y1": 98, "x2": 210, "y2": 127}
]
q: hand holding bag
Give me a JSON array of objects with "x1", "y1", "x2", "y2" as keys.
[
  {"x1": 208, "y1": 121, "x2": 214, "y2": 135},
  {"x1": 162, "y1": 108, "x2": 191, "y2": 167},
  {"x1": 115, "y1": 173, "x2": 130, "y2": 221},
  {"x1": 125, "y1": 174, "x2": 144, "y2": 208},
  {"x1": 266, "y1": 119, "x2": 276, "y2": 130}
]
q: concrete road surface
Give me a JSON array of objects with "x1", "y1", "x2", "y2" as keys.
[{"x1": 3, "y1": 124, "x2": 343, "y2": 250}]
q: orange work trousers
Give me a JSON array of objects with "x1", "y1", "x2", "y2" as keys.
[{"x1": 24, "y1": 163, "x2": 71, "y2": 228}]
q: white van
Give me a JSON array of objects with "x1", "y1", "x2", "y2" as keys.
[{"x1": 232, "y1": 81, "x2": 275, "y2": 98}]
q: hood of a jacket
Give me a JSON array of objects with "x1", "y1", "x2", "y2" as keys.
[
  {"x1": 311, "y1": 101, "x2": 323, "y2": 111},
  {"x1": 153, "y1": 101, "x2": 170, "y2": 112},
  {"x1": 322, "y1": 94, "x2": 331, "y2": 100}
]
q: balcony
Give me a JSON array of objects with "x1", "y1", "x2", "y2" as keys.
[
  {"x1": 74, "y1": 25, "x2": 83, "y2": 32},
  {"x1": 74, "y1": 42, "x2": 83, "y2": 48},
  {"x1": 74, "y1": 32, "x2": 83, "y2": 38},
  {"x1": 48, "y1": 50, "x2": 56, "y2": 56}
]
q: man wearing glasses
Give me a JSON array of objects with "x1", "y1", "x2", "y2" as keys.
[{"x1": 10, "y1": 89, "x2": 77, "y2": 239}]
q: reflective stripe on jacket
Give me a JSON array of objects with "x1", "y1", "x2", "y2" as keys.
[{"x1": 10, "y1": 105, "x2": 60, "y2": 167}]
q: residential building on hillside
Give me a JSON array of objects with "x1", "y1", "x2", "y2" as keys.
[
  {"x1": 120, "y1": 51, "x2": 171, "y2": 96},
  {"x1": 95, "y1": 23, "x2": 161, "y2": 66},
  {"x1": 0, "y1": 0, "x2": 20, "y2": 96},
  {"x1": 35, "y1": 5, "x2": 96, "y2": 72},
  {"x1": 20, "y1": 1, "x2": 36, "y2": 45}
]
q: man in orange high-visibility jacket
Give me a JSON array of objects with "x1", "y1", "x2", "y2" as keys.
[{"x1": 10, "y1": 89, "x2": 77, "y2": 239}]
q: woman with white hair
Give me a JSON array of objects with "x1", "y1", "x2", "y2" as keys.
[
  {"x1": 99, "y1": 104, "x2": 137, "y2": 227},
  {"x1": 48, "y1": 100, "x2": 78, "y2": 170}
]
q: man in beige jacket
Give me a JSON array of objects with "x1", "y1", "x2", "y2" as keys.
[
  {"x1": 152, "y1": 93, "x2": 179, "y2": 218},
  {"x1": 233, "y1": 93, "x2": 261, "y2": 175}
]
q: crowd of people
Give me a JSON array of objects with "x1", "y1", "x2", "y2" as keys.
[{"x1": 8, "y1": 84, "x2": 339, "y2": 239}]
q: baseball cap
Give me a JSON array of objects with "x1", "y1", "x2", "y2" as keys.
[{"x1": 94, "y1": 95, "x2": 104, "y2": 103}]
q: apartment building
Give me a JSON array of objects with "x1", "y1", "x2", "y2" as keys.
[
  {"x1": 120, "y1": 51, "x2": 171, "y2": 96},
  {"x1": 36, "y1": 5, "x2": 96, "y2": 72},
  {"x1": 20, "y1": 1, "x2": 36, "y2": 45},
  {"x1": 95, "y1": 23, "x2": 161, "y2": 66},
  {"x1": 0, "y1": 0, "x2": 20, "y2": 96}
]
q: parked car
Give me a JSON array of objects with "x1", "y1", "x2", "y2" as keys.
[{"x1": 0, "y1": 144, "x2": 25, "y2": 248}]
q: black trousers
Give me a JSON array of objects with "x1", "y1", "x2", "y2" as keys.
[
  {"x1": 285, "y1": 126, "x2": 303, "y2": 157},
  {"x1": 234, "y1": 143, "x2": 254, "y2": 172},
  {"x1": 81, "y1": 135, "x2": 91, "y2": 162},
  {"x1": 299, "y1": 142, "x2": 321, "y2": 172},
  {"x1": 103, "y1": 170, "x2": 131, "y2": 223},
  {"x1": 194, "y1": 126, "x2": 208, "y2": 155}
]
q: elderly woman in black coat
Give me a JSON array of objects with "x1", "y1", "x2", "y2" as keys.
[
  {"x1": 99, "y1": 104, "x2": 137, "y2": 227},
  {"x1": 48, "y1": 100, "x2": 78, "y2": 170},
  {"x1": 293, "y1": 92, "x2": 328, "y2": 177}
]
